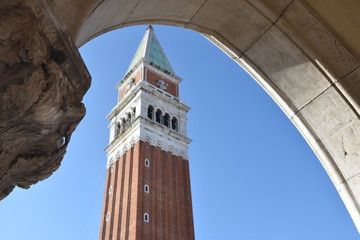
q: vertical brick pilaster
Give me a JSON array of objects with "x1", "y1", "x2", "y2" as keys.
[
  {"x1": 112, "y1": 154, "x2": 125, "y2": 240},
  {"x1": 184, "y1": 160, "x2": 195, "y2": 240},
  {"x1": 99, "y1": 167, "x2": 111, "y2": 240},
  {"x1": 128, "y1": 142, "x2": 141, "y2": 239},
  {"x1": 99, "y1": 141, "x2": 194, "y2": 240}
]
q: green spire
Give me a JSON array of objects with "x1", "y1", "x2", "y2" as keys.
[{"x1": 127, "y1": 25, "x2": 175, "y2": 74}]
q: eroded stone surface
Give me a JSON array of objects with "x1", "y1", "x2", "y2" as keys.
[
  {"x1": 301, "y1": 87, "x2": 357, "y2": 141},
  {"x1": 277, "y1": 0, "x2": 359, "y2": 81},
  {"x1": 189, "y1": 0, "x2": 271, "y2": 53},
  {"x1": 326, "y1": 121, "x2": 360, "y2": 180},
  {"x1": 246, "y1": 0, "x2": 292, "y2": 22},
  {"x1": 0, "y1": 1, "x2": 90, "y2": 200},
  {"x1": 246, "y1": 25, "x2": 330, "y2": 110},
  {"x1": 336, "y1": 66, "x2": 360, "y2": 115}
]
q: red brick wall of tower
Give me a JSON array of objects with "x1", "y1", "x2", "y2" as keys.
[
  {"x1": 145, "y1": 67, "x2": 178, "y2": 97},
  {"x1": 119, "y1": 71, "x2": 142, "y2": 101},
  {"x1": 99, "y1": 140, "x2": 194, "y2": 240}
]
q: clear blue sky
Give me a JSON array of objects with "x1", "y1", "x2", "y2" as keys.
[{"x1": 1, "y1": 25, "x2": 359, "y2": 240}]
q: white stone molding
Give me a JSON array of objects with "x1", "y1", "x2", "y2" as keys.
[
  {"x1": 107, "y1": 70, "x2": 190, "y2": 167},
  {"x1": 144, "y1": 135, "x2": 153, "y2": 144},
  {"x1": 106, "y1": 116, "x2": 190, "y2": 167}
]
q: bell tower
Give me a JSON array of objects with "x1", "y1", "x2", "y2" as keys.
[{"x1": 99, "y1": 26, "x2": 195, "y2": 240}]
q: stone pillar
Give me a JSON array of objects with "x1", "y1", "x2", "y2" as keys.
[{"x1": 0, "y1": 0, "x2": 91, "y2": 199}]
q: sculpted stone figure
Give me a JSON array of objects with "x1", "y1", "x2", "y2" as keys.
[{"x1": 0, "y1": 1, "x2": 90, "y2": 199}]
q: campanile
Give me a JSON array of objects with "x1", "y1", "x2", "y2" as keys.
[{"x1": 99, "y1": 26, "x2": 195, "y2": 240}]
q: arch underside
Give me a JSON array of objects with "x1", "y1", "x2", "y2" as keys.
[
  {"x1": 2, "y1": 0, "x2": 360, "y2": 233},
  {"x1": 70, "y1": 0, "x2": 360, "y2": 231}
]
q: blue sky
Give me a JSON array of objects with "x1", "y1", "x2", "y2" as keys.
[{"x1": 1, "y1": 25, "x2": 359, "y2": 240}]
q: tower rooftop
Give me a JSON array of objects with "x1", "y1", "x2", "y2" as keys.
[{"x1": 126, "y1": 25, "x2": 175, "y2": 75}]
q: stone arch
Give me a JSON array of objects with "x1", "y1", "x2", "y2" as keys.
[
  {"x1": 179, "y1": 150, "x2": 186, "y2": 160},
  {"x1": 115, "y1": 151, "x2": 121, "y2": 160},
  {"x1": 147, "y1": 105, "x2": 154, "y2": 120},
  {"x1": 144, "y1": 135, "x2": 152, "y2": 144},
  {"x1": 121, "y1": 146, "x2": 127, "y2": 156},
  {"x1": 66, "y1": 1, "x2": 360, "y2": 229},
  {"x1": 109, "y1": 157, "x2": 115, "y2": 166},
  {"x1": 163, "y1": 113, "x2": 170, "y2": 128},
  {"x1": 2, "y1": 0, "x2": 360, "y2": 232},
  {"x1": 167, "y1": 145, "x2": 175, "y2": 154},
  {"x1": 156, "y1": 140, "x2": 163, "y2": 149},
  {"x1": 129, "y1": 136, "x2": 136, "y2": 146},
  {"x1": 116, "y1": 122, "x2": 121, "y2": 136},
  {"x1": 171, "y1": 117, "x2": 178, "y2": 132},
  {"x1": 155, "y1": 109, "x2": 163, "y2": 124}
]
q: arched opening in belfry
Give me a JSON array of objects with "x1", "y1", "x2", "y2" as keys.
[
  {"x1": 147, "y1": 105, "x2": 154, "y2": 120},
  {"x1": 2, "y1": 19, "x2": 359, "y2": 239},
  {"x1": 116, "y1": 122, "x2": 121, "y2": 136},
  {"x1": 164, "y1": 113, "x2": 170, "y2": 128},
  {"x1": 171, "y1": 117, "x2": 178, "y2": 132},
  {"x1": 155, "y1": 109, "x2": 162, "y2": 124}
]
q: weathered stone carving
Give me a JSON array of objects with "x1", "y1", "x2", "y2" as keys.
[{"x1": 0, "y1": 1, "x2": 91, "y2": 200}]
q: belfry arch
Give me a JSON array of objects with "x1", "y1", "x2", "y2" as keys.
[{"x1": 1, "y1": 0, "x2": 360, "y2": 234}]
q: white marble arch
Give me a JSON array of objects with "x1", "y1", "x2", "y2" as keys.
[{"x1": 50, "y1": 0, "x2": 360, "y2": 231}]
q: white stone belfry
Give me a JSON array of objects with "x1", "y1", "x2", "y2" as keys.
[{"x1": 105, "y1": 26, "x2": 191, "y2": 167}]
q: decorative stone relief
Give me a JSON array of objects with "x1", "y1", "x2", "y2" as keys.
[
  {"x1": 125, "y1": 78, "x2": 136, "y2": 93},
  {"x1": 156, "y1": 79, "x2": 168, "y2": 90},
  {"x1": 0, "y1": 1, "x2": 91, "y2": 200}
]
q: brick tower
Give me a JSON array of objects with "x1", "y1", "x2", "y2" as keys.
[{"x1": 99, "y1": 26, "x2": 195, "y2": 240}]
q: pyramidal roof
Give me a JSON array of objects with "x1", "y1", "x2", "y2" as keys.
[{"x1": 126, "y1": 25, "x2": 175, "y2": 74}]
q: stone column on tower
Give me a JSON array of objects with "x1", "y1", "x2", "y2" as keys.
[{"x1": 99, "y1": 26, "x2": 195, "y2": 240}]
